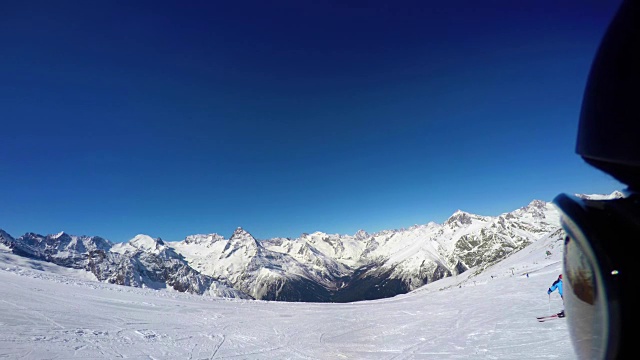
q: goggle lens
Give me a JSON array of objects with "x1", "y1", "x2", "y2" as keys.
[{"x1": 563, "y1": 234, "x2": 609, "y2": 360}]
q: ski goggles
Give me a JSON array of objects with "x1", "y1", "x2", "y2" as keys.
[{"x1": 552, "y1": 193, "x2": 637, "y2": 360}]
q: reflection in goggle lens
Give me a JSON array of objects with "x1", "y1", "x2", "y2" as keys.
[{"x1": 563, "y1": 235, "x2": 607, "y2": 360}]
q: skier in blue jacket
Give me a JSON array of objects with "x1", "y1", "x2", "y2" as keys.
[{"x1": 547, "y1": 274, "x2": 564, "y2": 317}]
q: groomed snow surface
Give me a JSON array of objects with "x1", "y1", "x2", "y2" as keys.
[{"x1": 0, "y1": 237, "x2": 574, "y2": 359}]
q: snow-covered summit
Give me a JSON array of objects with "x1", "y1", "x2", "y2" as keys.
[
  {"x1": 577, "y1": 190, "x2": 625, "y2": 200},
  {"x1": 445, "y1": 210, "x2": 474, "y2": 226},
  {"x1": 525, "y1": 199, "x2": 547, "y2": 210},
  {"x1": 229, "y1": 227, "x2": 256, "y2": 242},
  {"x1": 52, "y1": 231, "x2": 68, "y2": 239},
  {"x1": 112, "y1": 234, "x2": 167, "y2": 255},
  {"x1": 223, "y1": 227, "x2": 260, "y2": 255},
  {"x1": 131, "y1": 234, "x2": 163, "y2": 250},
  {"x1": 444, "y1": 210, "x2": 489, "y2": 228},
  {"x1": 0, "y1": 229, "x2": 15, "y2": 244},
  {"x1": 184, "y1": 233, "x2": 225, "y2": 246},
  {"x1": 354, "y1": 229, "x2": 369, "y2": 240}
]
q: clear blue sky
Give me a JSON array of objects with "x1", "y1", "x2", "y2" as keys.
[{"x1": 1, "y1": 0, "x2": 624, "y2": 242}]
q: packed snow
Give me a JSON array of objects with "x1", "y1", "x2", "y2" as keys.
[{"x1": 0, "y1": 233, "x2": 575, "y2": 359}]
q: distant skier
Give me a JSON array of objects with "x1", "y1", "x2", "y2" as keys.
[{"x1": 547, "y1": 274, "x2": 564, "y2": 317}]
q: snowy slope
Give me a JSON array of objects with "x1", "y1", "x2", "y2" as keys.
[{"x1": 0, "y1": 227, "x2": 576, "y2": 359}]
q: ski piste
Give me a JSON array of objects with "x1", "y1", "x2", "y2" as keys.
[{"x1": 537, "y1": 314, "x2": 563, "y2": 322}]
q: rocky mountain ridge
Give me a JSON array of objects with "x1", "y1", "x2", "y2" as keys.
[{"x1": 2, "y1": 194, "x2": 618, "y2": 302}]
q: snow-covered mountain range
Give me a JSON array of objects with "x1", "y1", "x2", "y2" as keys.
[{"x1": 0, "y1": 192, "x2": 622, "y2": 302}]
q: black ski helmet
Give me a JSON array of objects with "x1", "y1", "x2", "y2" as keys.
[{"x1": 576, "y1": 0, "x2": 640, "y2": 189}]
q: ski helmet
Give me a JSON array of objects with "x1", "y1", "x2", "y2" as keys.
[{"x1": 576, "y1": 0, "x2": 640, "y2": 189}]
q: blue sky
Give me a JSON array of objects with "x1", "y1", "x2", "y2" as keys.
[{"x1": 1, "y1": 1, "x2": 624, "y2": 242}]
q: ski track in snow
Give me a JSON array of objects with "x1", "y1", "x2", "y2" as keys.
[{"x1": 0, "y1": 244, "x2": 574, "y2": 359}]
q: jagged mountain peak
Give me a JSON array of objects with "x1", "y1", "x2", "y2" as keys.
[
  {"x1": 0, "y1": 229, "x2": 15, "y2": 246},
  {"x1": 0, "y1": 228, "x2": 13, "y2": 238},
  {"x1": 230, "y1": 227, "x2": 257, "y2": 243},
  {"x1": 611, "y1": 190, "x2": 625, "y2": 198},
  {"x1": 354, "y1": 230, "x2": 369, "y2": 240},
  {"x1": 509, "y1": 199, "x2": 553, "y2": 220},
  {"x1": 223, "y1": 228, "x2": 261, "y2": 257},
  {"x1": 22, "y1": 232, "x2": 42, "y2": 239},
  {"x1": 51, "y1": 231, "x2": 69, "y2": 239},
  {"x1": 522, "y1": 200, "x2": 548, "y2": 216},
  {"x1": 184, "y1": 233, "x2": 225, "y2": 245},
  {"x1": 526, "y1": 199, "x2": 547, "y2": 209},
  {"x1": 445, "y1": 210, "x2": 473, "y2": 226}
]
